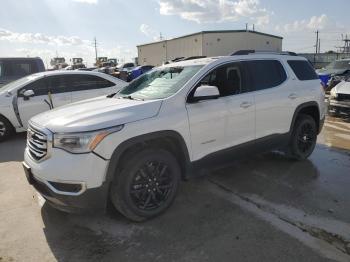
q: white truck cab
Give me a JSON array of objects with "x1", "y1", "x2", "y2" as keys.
[
  {"x1": 0, "y1": 70, "x2": 127, "y2": 141},
  {"x1": 23, "y1": 53, "x2": 325, "y2": 221}
]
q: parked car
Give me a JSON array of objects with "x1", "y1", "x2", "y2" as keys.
[
  {"x1": 317, "y1": 58, "x2": 350, "y2": 91},
  {"x1": 329, "y1": 80, "x2": 350, "y2": 117},
  {"x1": 129, "y1": 65, "x2": 154, "y2": 81},
  {"x1": 0, "y1": 71, "x2": 127, "y2": 141},
  {"x1": 23, "y1": 53, "x2": 325, "y2": 221},
  {"x1": 0, "y1": 57, "x2": 45, "y2": 88}
]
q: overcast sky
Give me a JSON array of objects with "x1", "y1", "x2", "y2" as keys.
[{"x1": 0, "y1": 0, "x2": 349, "y2": 67}]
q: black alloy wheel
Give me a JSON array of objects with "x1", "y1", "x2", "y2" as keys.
[
  {"x1": 289, "y1": 114, "x2": 317, "y2": 160},
  {"x1": 110, "y1": 149, "x2": 180, "y2": 221},
  {"x1": 130, "y1": 160, "x2": 175, "y2": 211}
]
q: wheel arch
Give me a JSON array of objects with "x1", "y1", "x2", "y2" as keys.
[
  {"x1": 0, "y1": 113, "x2": 15, "y2": 132},
  {"x1": 290, "y1": 102, "x2": 321, "y2": 134},
  {"x1": 104, "y1": 130, "x2": 192, "y2": 184}
]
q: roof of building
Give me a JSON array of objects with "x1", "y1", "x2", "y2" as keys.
[{"x1": 137, "y1": 30, "x2": 283, "y2": 47}]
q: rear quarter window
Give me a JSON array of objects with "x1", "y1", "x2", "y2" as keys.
[{"x1": 287, "y1": 60, "x2": 318, "y2": 80}]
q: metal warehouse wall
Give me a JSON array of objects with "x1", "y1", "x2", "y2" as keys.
[
  {"x1": 137, "y1": 31, "x2": 282, "y2": 66},
  {"x1": 166, "y1": 34, "x2": 203, "y2": 61},
  {"x1": 138, "y1": 41, "x2": 166, "y2": 66},
  {"x1": 202, "y1": 32, "x2": 282, "y2": 57}
]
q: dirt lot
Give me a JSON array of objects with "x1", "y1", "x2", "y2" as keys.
[{"x1": 0, "y1": 116, "x2": 350, "y2": 262}]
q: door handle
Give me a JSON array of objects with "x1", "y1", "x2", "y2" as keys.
[
  {"x1": 288, "y1": 93, "x2": 298, "y2": 100},
  {"x1": 240, "y1": 101, "x2": 253, "y2": 109}
]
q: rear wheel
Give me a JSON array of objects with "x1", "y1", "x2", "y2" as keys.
[
  {"x1": 110, "y1": 148, "x2": 181, "y2": 222},
  {"x1": 0, "y1": 116, "x2": 14, "y2": 142},
  {"x1": 288, "y1": 114, "x2": 317, "y2": 160}
]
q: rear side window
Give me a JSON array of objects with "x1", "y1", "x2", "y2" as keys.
[
  {"x1": 243, "y1": 60, "x2": 287, "y2": 91},
  {"x1": 287, "y1": 60, "x2": 318, "y2": 80},
  {"x1": 47, "y1": 75, "x2": 68, "y2": 94},
  {"x1": 69, "y1": 74, "x2": 115, "y2": 92}
]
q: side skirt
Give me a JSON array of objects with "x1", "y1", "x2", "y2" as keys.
[{"x1": 188, "y1": 133, "x2": 290, "y2": 177}]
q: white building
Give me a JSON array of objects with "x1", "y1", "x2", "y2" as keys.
[{"x1": 137, "y1": 30, "x2": 283, "y2": 66}]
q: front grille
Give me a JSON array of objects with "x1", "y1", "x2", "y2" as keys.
[
  {"x1": 27, "y1": 126, "x2": 48, "y2": 161},
  {"x1": 336, "y1": 94, "x2": 350, "y2": 101}
]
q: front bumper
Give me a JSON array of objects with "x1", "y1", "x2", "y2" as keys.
[
  {"x1": 328, "y1": 99, "x2": 350, "y2": 115},
  {"x1": 23, "y1": 147, "x2": 111, "y2": 213}
]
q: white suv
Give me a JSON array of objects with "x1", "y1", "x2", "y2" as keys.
[{"x1": 23, "y1": 53, "x2": 325, "y2": 221}]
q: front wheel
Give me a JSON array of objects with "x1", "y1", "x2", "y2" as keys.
[
  {"x1": 0, "y1": 116, "x2": 14, "y2": 142},
  {"x1": 288, "y1": 114, "x2": 317, "y2": 160},
  {"x1": 110, "y1": 149, "x2": 181, "y2": 222}
]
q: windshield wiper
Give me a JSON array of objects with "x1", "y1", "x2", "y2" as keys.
[
  {"x1": 119, "y1": 95, "x2": 144, "y2": 101},
  {"x1": 106, "y1": 92, "x2": 116, "y2": 98}
]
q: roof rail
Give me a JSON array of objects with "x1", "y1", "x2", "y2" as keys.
[{"x1": 230, "y1": 50, "x2": 298, "y2": 56}]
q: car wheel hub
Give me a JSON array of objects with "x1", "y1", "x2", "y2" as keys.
[{"x1": 130, "y1": 160, "x2": 174, "y2": 211}]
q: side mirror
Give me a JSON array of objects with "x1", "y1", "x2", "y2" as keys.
[
  {"x1": 23, "y1": 89, "x2": 35, "y2": 100},
  {"x1": 191, "y1": 85, "x2": 220, "y2": 102}
]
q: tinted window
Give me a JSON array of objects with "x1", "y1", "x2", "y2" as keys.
[
  {"x1": 20, "y1": 78, "x2": 48, "y2": 96},
  {"x1": 244, "y1": 60, "x2": 287, "y2": 91},
  {"x1": 287, "y1": 60, "x2": 318, "y2": 80},
  {"x1": 0, "y1": 61, "x2": 12, "y2": 77},
  {"x1": 47, "y1": 75, "x2": 67, "y2": 94},
  {"x1": 124, "y1": 63, "x2": 134, "y2": 68},
  {"x1": 196, "y1": 62, "x2": 246, "y2": 97},
  {"x1": 69, "y1": 74, "x2": 114, "y2": 92},
  {"x1": 0, "y1": 60, "x2": 40, "y2": 77}
]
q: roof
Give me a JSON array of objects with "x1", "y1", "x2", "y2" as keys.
[
  {"x1": 161, "y1": 53, "x2": 306, "y2": 68},
  {"x1": 29, "y1": 70, "x2": 125, "y2": 83},
  {"x1": 137, "y1": 30, "x2": 283, "y2": 47}
]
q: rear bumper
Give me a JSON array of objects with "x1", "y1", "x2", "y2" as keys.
[{"x1": 22, "y1": 161, "x2": 109, "y2": 213}]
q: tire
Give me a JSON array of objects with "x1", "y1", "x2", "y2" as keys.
[
  {"x1": 0, "y1": 116, "x2": 14, "y2": 142},
  {"x1": 288, "y1": 114, "x2": 317, "y2": 160},
  {"x1": 110, "y1": 148, "x2": 181, "y2": 222}
]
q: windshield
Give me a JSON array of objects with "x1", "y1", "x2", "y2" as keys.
[
  {"x1": 0, "y1": 74, "x2": 39, "y2": 92},
  {"x1": 326, "y1": 60, "x2": 350, "y2": 70},
  {"x1": 117, "y1": 65, "x2": 203, "y2": 100}
]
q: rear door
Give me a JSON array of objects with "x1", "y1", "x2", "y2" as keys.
[
  {"x1": 69, "y1": 74, "x2": 117, "y2": 102},
  {"x1": 46, "y1": 75, "x2": 72, "y2": 109},
  {"x1": 243, "y1": 59, "x2": 291, "y2": 139}
]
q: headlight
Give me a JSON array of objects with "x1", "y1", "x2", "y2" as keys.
[
  {"x1": 330, "y1": 88, "x2": 338, "y2": 99},
  {"x1": 53, "y1": 125, "x2": 124, "y2": 153}
]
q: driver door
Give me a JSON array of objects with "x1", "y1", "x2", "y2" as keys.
[{"x1": 17, "y1": 77, "x2": 52, "y2": 129}]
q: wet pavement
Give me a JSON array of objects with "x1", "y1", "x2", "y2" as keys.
[{"x1": 0, "y1": 116, "x2": 349, "y2": 262}]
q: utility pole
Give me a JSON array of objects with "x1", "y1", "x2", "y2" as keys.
[
  {"x1": 93, "y1": 37, "x2": 98, "y2": 64},
  {"x1": 318, "y1": 38, "x2": 321, "y2": 54},
  {"x1": 315, "y1": 30, "x2": 319, "y2": 54},
  {"x1": 314, "y1": 30, "x2": 319, "y2": 64}
]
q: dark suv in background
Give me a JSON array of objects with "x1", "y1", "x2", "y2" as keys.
[{"x1": 0, "y1": 57, "x2": 45, "y2": 87}]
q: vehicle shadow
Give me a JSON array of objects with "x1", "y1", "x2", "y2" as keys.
[
  {"x1": 39, "y1": 152, "x2": 322, "y2": 262},
  {"x1": 209, "y1": 151, "x2": 320, "y2": 191},
  {"x1": 0, "y1": 133, "x2": 26, "y2": 163}
]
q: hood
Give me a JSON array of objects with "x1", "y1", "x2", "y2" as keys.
[
  {"x1": 317, "y1": 68, "x2": 348, "y2": 76},
  {"x1": 31, "y1": 96, "x2": 163, "y2": 133},
  {"x1": 333, "y1": 81, "x2": 350, "y2": 95}
]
